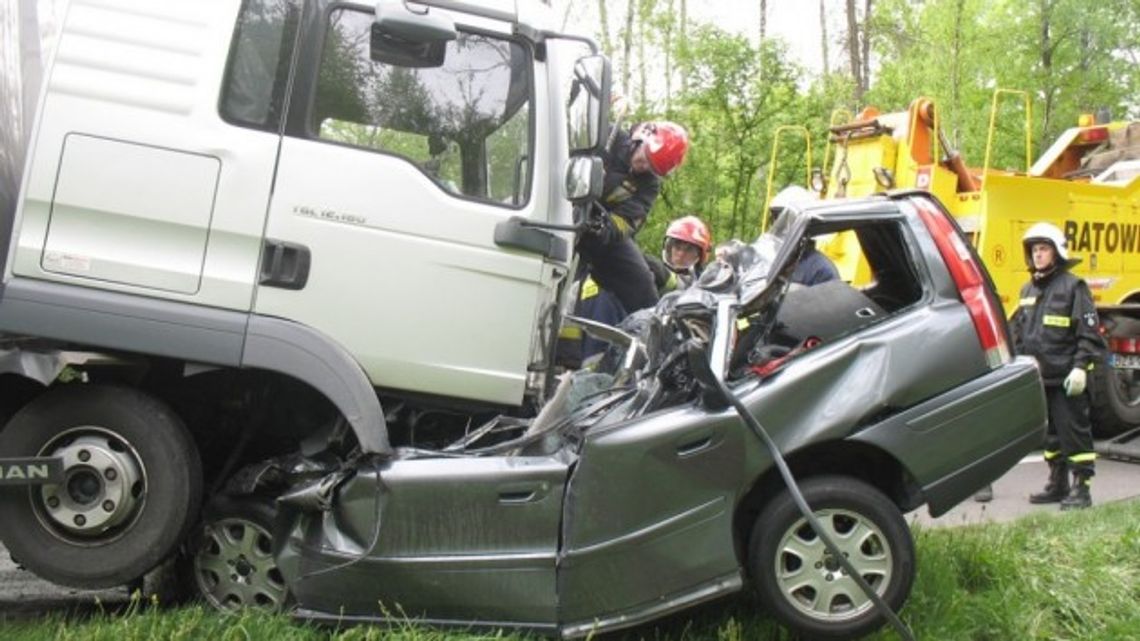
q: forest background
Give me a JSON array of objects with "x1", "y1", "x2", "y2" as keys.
[{"x1": 558, "y1": 0, "x2": 1140, "y2": 251}]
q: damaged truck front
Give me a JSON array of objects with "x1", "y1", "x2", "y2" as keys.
[{"x1": 0, "y1": 0, "x2": 601, "y2": 603}]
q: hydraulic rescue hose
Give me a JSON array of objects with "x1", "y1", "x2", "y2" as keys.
[{"x1": 696, "y1": 349, "x2": 917, "y2": 641}]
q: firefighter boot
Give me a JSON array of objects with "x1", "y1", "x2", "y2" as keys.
[
  {"x1": 1028, "y1": 460, "x2": 1069, "y2": 504},
  {"x1": 1060, "y1": 473, "x2": 1092, "y2": 511}
]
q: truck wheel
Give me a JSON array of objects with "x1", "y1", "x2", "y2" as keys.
[
  {"x1": 749, "y1": 476, "x2": 915, "y2": 641},
  {"x1": 191, "y1": 496, "x2": 289, "y2": 612},
  {"x1": 0, "y1": 385, "x2": 202, "y2": 589},
  {"x1": 1088, "y1": 361, "x2": 1140, "y2": 438}
]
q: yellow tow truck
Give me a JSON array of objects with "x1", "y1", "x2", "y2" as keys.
[{"x1": 768, "y1": 92, "x2": 1140, "y2": 437}]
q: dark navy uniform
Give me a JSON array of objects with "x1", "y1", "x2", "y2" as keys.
[
  {"x1": 1010, "y1": 268, "x2": 1105, "y2": 481},
  {"x1": 576, "y1": 128, "x2": 661, "y2": 314}
]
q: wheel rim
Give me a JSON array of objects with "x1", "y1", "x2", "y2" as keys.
[
  {"x1": 34, "y1": 428, "x2": 147, "y2": 542},
  {"x1": 773, "y1": 508, "x2": 893, "y2": 623},
  {"x1": 195, "y1": 516, "x2": 288, "y2": 611}
]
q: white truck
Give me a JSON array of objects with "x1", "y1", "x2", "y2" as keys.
[{"x1": 0, "y1": 0, "x2": 607, "y2": 591}]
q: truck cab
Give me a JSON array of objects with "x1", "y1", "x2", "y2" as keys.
[{"x1": 0, "y1": 0, "x2": 609, "y2": 589}]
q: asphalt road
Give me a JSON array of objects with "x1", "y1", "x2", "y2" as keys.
[{"x1": 1, "y1": 455, "x2": 1138, "y2": 618}]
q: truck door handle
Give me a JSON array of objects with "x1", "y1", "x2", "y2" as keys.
[
  {"x1": 259, "y1": 239, "x2": 310, "y2": 290},
  {"x1": 494, "y1": 217, "x2": 570, "y2": 261}
]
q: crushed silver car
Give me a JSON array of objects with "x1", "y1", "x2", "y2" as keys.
[{"x1": 191, "y1": 192, "x2": 1045, "y2": 640}]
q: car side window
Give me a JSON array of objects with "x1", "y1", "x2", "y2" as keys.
[
  {"x1": 773, "y1": 222, "x2": 923, "y2": 347},
  {"x1": 311, "y1": 9, "x2": 534, "y2": 207},
  {"x1": 219, "y1": 0, "x2": 301, "y2": 131}
]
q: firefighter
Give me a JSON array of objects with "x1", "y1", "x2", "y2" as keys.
[
  {"x1": 768, "y1": 186, "x2": 838, "y2": 286},
  {"x1": 568, "y1": 215, "x2": 711, "y2": 365},
  {"x1": 645, "y1": 215, "x2": 713, "y2": 293},
  {"x1": 578, "y1": 121, "x2": 690, "y2": 314},
  {"x1": 1012, "y1": 222, "x2": 1106, "y2": 510}
]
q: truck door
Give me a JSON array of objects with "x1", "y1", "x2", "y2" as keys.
[{"x1": 255, "y1": 5, "x2": 549, "y2": 405}]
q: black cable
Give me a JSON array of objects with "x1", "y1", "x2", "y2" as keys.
[{"x1": 708, "y1": 375, "x2": 917, "y2": 641}]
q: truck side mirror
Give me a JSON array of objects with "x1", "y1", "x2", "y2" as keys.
[
  {"x1": 371, "y1": 1, "x2": 457, "y2": 68},
  {"x1": 566, "y1": 55, "x2": 611, "y2": 155},
  {"x1": 565, "y1": 156, "x2": 603, "y2": 203}
]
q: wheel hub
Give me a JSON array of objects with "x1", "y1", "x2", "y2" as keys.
[
  {"x1": 775, "y1": 509, "x2": 893, "y2": 623},
  {"x1": 195, "y1": 516, "x2": 288, "y2": 611},
  {"x1": 39, "y1": 434, "x2": 144, "y2": 536}
]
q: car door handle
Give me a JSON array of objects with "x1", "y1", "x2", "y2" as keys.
[
  {"x1": 676, "y1": 436, "x2": 714, "y2": 458},
  {"x1": 497, "y1": 482, "x2": 548, "y2": 504}
]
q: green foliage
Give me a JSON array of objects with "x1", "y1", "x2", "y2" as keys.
[
  {"x1": 618, "y1": 0, "x2": 1139, "y2": 257},
  {"x1": 6, "y1": 499, "x2": 1140, "y2": 640}
]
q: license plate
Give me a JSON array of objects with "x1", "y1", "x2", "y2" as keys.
[
  {"x1": 0, "y1": 458, "x2": 64, "y2": 485},
  {"x1": 1110, "y1": 353, "x2": 1140, "y2": 370}
]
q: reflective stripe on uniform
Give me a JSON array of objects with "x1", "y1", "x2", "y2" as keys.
[
  {"x1": 1042, "y1": 314, "x2": 1071, "y2": 328},
  {"x1": 736, "y1": 317, "x2": 751, "y2": 331},
  {"x1": 610, "y1": 215, "x2": 632, "y2": 236},
  {"x1": 1020, "y1": 297, "x2": 1036, "y2": 306},
  {"x1": 559, "y1": 326, "x2": 582, "y2": 340},
  {"x1": 1043, "y1": 449, "x2": 1061, "y2": 460},
  {"x1": 581, "y1": 277, "x2": 600, "y2": 300},
  {"x1": 1068, "y1": 452, "x2": 1097, "y2": 463}
]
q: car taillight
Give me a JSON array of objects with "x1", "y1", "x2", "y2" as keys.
[
  {"x1": 916, "y1": 202, "x2": 1011, "y2": 368},
  {"x1": 1110, "y1": 337, "x2": 1140, "y2": 354}
]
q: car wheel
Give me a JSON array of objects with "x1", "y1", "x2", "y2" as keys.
[
  {"x1": 749, "y1": 475, "x2": 915, "y2": 641},
  {"x1": 192, "y1": 496, "x2": 290, "y2": 612},
  {"x1": 0, "y1": 385, "x2": 202, "y2": 589}
]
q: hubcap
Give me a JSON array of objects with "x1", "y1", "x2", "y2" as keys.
[
  {"x1": 195, "y1": 516, "x2": 287, "y2": 611},
  {"x1": 774, "y1": 509, "x2": 893, "y2": 622},
  {"x1": 38, "y1": 431, "x2": 145, "y2": 538}
]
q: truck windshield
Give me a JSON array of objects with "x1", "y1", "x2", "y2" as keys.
[{"x1": 312, "y1": 9, "x2": 534, "y2": 207}]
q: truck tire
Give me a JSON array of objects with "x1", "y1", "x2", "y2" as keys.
[
  {"x1": 0, "y1": 384, "x2": 202, "y2": 589},
  {"x1": 749, "y1": 475, "x2": 915, "y2": 641},
  {"x1": 1088, "y1": 361, "x2": 1140, "y2": 438}
]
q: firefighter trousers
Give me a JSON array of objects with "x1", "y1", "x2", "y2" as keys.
[{"x1": 1042, "y1": 385, "x2": 1096, "y2": 478}]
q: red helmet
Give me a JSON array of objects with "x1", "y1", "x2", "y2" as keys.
[
  {"x1": 631, "y1": 121, "x2": 690, "y2": 176},
  {"x1": 662, "y1": 215, "x2": 712, "y2": 270}
]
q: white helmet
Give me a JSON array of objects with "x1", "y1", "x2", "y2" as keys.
[
  {"x1": 770, "y1": 185, "x2": 815, "y2": 210},
  {"x1": 1022, "y1": 222, "x2": 1069, "y2": 265}
]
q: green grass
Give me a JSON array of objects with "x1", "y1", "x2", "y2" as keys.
[{"x1": 4, "y1": 499, "x2": 1140, "y2": 641}]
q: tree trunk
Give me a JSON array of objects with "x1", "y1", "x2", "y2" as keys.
[
  {"x1": 637, "y1": 0, "x2": 652, "y2": 107},
  {"x1": 819, "y1": 0, "x2": 830, "y2": 76},
  {"x1": 679, "y1": 0, "x2": 688, "y2": 93},
  {"x1": 759, "y1": 0, "x2": 767, "y2": 44},
  {"x1": 845, "y1": 0, "x2": 863, "y2": 101},
  {"x1": 1038, "y1": 0, "x2": 1054, "y2": 139},
  {"x1": 621, "y1": 0, "x2": 635, "y2": 97},
  {"x1": 560, "y1": 0, "x2": 574, "y2": 31},
  {"x1": 664, "y1": 0, "x2": 673, "y2": 114},
  {"x1": 951, "y1": 0, "x2": 964, "y2": 145},
  {"x1": 596, "y1": 0, "x2": 612, "y2": 57},
  {"x1": 860, "y1": 0, "x2": 872, "y2": 94}
]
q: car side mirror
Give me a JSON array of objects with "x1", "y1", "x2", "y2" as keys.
[
  {"x1": 565, "y1": 156, "x2": 603, "y2": 203},
  {"x1": 371, "y1": 1, "x2": 457, "y2": 68}
]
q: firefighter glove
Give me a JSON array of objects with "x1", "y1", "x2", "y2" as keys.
[{"x1": 1063, "y1": 367, "x2": 1087, "y2": 397}]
